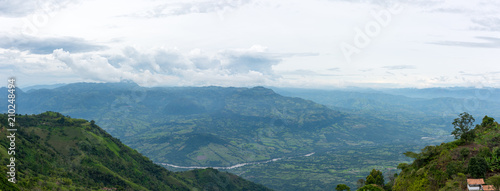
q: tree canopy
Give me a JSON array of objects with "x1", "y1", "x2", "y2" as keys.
[
  {"x1": 335, "y1": 184, "x2": 350, "y2": 191},
  {"x1": 451, "y1": 112, "x2": 475, "y2": 141},
  {"x1": 366, "y1": 169, "x2": 384, "y2": 186}
]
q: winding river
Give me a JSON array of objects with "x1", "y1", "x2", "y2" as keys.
[{"x1": 158, "y1": 152, "x2": 315, "y2": 170}]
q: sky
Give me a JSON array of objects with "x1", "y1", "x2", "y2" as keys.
[{"x1": 0, "y1": 0, "x2": 499, "y2": 88}]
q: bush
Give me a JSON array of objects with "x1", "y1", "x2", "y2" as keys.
[
  {"x1": 467, "y1": 157, "x2": 489, "y2": 178},
  {"x1": 478, "y1": 147, "x2": 492, "y2": 158},
  {"x1": 439, "y1": 173, "x2": 466, "y2": 191},
  {"x1": 461, "y1": 130, "x2": 476, "y2": 143},
  {"x1": 460, "y1": 148, "x2": 470, "y2": 159},
  {"x1": 446, "y1": 161, "x2": 464, "y2": 178}
]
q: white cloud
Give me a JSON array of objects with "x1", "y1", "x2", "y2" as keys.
[
  {"x1": 127, "y1": 0, "x2": 253, "y2": 18},
  {"x1": 1, "y1": 0, "x2": 499, "y2": 88},
  {"x1": 47, "y1": 45, "x2": 287, "y2": 87},
  {"x1": 53, "y1": 49, "x2": 124, "y2": 82},
  {"x1": 0, "y1": 0, "x2": 77, "y2": 17}
]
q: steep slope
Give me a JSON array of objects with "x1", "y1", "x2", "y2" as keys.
[
  {"x1": 0, "y1": 112, "x2": 271, "y2": 191},
  {"x1": 0, "y1": 82, "x2": 438, "y2": 167},
  {"x1": 393, "y1": 116, "x2": 500, "y2": 191}
]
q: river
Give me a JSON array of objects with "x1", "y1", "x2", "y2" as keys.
[{"x1": 157, "y1": 152, "x2": 315, "y2": 170}]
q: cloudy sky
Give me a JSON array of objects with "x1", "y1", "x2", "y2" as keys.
[{"x1": 1, "y1": 0, "x2": 499, "y2": 88}]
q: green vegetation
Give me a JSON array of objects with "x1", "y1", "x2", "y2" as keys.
[
  {"x1": 391, "y1": 114, "x2": 500, "y2": 191},
  {"x1": 366, "y1": 169, "x2": 384, "y2": 186},
  {"x1": 8, "y1": 83, "x2": 454, "y2": 169},
  {"x1": 333, "y1": 113, "x2": 500, "y2": 191},
  {"x1": 335, "y1": 184, "x2": 350, "y2": 191},
  {"x1": 0, "y1": 112, "x2": 271, "y2": 191},
  {"x1": 451, "y1": 112, "x2": 476, "y2": 142},
  {"x1": 3, "y1": 82, "x2": 464, "y2": 190},
  {"x1": 358, "y1": 184, "x2": 384, "y2": 191}
]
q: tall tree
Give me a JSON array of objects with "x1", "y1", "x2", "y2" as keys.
[
  {"x1": 451, "y1": 112, "x2": 475, "y2": 141},
  {"x1": 366, "y1": 169, "x2": 384, "y2": 186}
]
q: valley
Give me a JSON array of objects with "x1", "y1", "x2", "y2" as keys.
[{"x1": 2, "y1": 82, "x2": 498, "y2": 190}]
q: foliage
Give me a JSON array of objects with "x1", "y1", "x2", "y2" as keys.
[
  {"x1": 383, "y1": 173, "x2": 398, "y2": 191},
  {"x1": 467, "y1": 157, "x2": 489, "y2": 178},
  {"x1": 451, "y1": 112, "x2": 475, "y2": 141},
  {"x1": 392, "y1": 114, "x2": 500, "y2": 191},
  {"x1": 358, "y1": 184, "x2": 384, "y2": 191},
  {"x1": 446, "y1": 161, "x2": 464, "y2": 178},
  {"x1": 486, "y1": 148, "x2": 500, "y2": 171},
  {"x1": 486, "y1": 175, "x2": 500, "y2": 191},
  {"x1": 482, "y1": 116, "x2": 496, "y2": 127},
  {"x1": 439, "y1": 173, "x2": 466, "y2": 191},
  {"x1": 335, "y1": 184, "x2": 350, "y2": 191},
  {"x1": 366, "y1": 169, "x2": 384, "y2": 186},
  {"x1": 459, "y1": 148, "x2": 470, "y2": 159}
]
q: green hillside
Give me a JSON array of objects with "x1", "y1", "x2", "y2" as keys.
[
  {"x1": 0, "y1": 112, "x2": 271, "y2": 191},
  {"x1": 392, "y1": 114, "x2": 500, "y2": 191}
]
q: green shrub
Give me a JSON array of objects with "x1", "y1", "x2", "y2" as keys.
[
  {"x1": 467, "y1": 157, "x2": 489, "y2": 178},
  {"x1": 446, "y1": 161, "x2": 464, "y2": 178},
  {"x1": 460, "y1": 148, "x2": 470, "y2": 159},
  {"x1": 478, "y1": 147, "x2": 492, "y2": 158}
]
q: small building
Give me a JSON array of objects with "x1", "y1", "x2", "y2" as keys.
[
  {"x1": 483, "y1": 185, "x2": 496, "y2": 191},
  {"x1": 467, "y1": 179, "x2": 484, "y2": 191}
]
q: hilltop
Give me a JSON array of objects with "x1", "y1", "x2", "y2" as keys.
[
  {"x1": 392, "y1": 115, "x2": 500, "y2": 191},
  {"x1": 0, "y1": 112, "x2": 271, "y2": 191}
]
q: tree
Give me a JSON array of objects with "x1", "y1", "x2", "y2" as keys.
[
  {"x1": 451, "y1": 112, "x2": 475, "y2": 141},
  {"x1": 335, "y1": 184, "x2": 350, "y2": 191},
  {"x1": 468, "y1": 157, "x2": 489, "y2": 178},
  {"x1": 366, "y1": 169, "x2": 384, "y2": 186},
  {"x1": 481, "y1": 116, "x2": 496, "y2": 127}
]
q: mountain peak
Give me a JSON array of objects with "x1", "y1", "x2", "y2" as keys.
[{"x1": 241, "y1": 86, "x2": 277, "y2": 96}]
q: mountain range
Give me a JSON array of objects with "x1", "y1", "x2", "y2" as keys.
[{"x1": 2, "y1": 82, "x2": 499, "y2": 190}]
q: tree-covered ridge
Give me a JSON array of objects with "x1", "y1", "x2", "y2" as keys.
[
  {"x1": 392, "y1": 114, "x2": 500, "y2": 191},
  {"x1": 0, "y1": 112, "x2": 271, "y2": 191}
]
